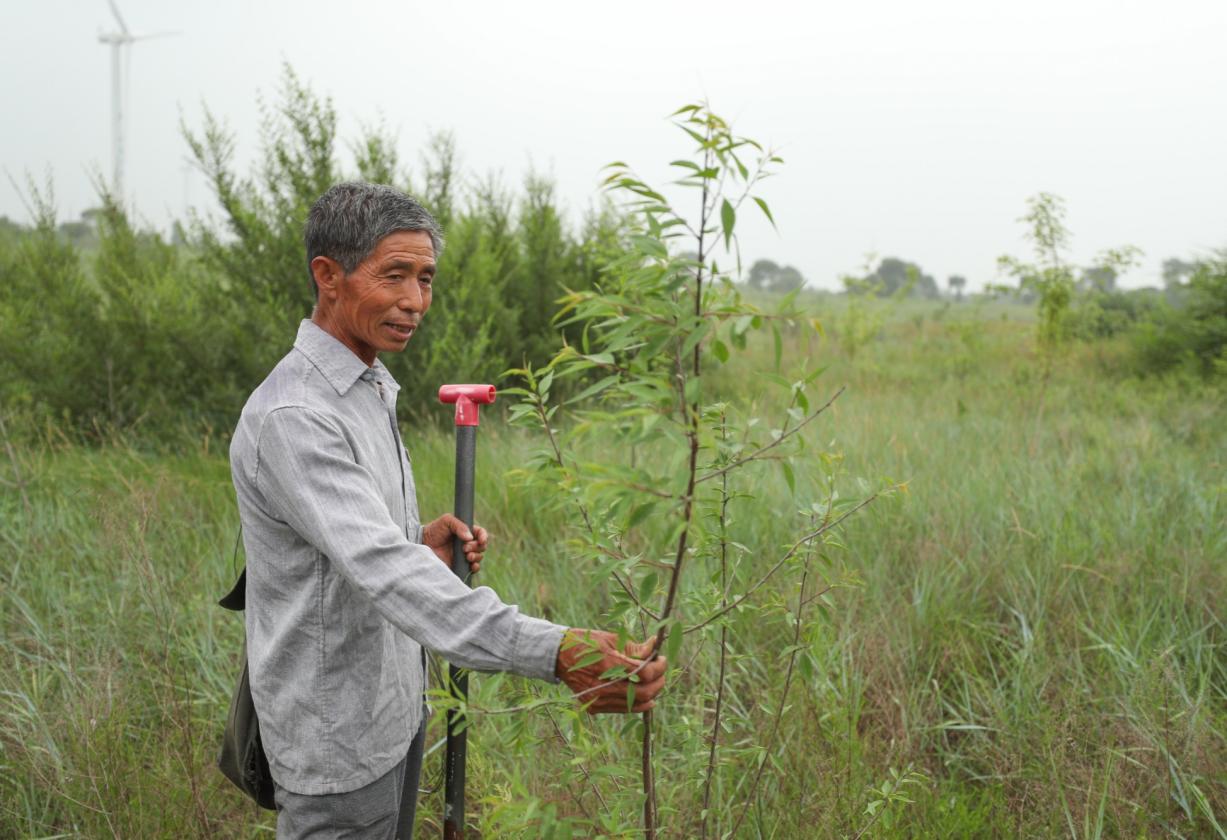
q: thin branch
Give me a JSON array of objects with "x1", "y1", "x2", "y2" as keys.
[
  {"x1": 851, "y1": 771, "x2": 914, "y2": 840},
  {"x1": 727, "y1": 538, "x2": 816, "y2": 839},
  {"x1": 684, "y1": 492, "x2": 878, "y2": 636},
  {"x1": 613, "y1": 570, "x2": 661, "y2": 622},
  {"x1": 695, "y1": 386, "x2": 845, "y2": 486},
  {"x1": 533, "y1": 389, "x2": 653, "y2": 636},
  {"x1": 536, "y1": 687, "x2": 608, "y2": 820},
  {"x1": 701, "y1": 413, "x2": 733, "y2": 839},
  {"x1": 601, "y1": 478, "x2": 679, "y2": 501}
]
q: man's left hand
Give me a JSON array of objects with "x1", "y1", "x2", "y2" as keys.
[{"x1": 422, "y1": 514, "x2": 488, "y2": 574}]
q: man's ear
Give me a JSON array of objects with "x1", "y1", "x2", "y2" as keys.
[{"x1": 310, "y1": 256, "x2": 345, "y2": 301}]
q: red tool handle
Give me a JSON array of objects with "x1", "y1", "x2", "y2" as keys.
[{"x1": 438, "y1": 384, "x2": 496, "y2": 427}]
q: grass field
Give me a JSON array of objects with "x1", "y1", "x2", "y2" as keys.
[{"x1": 1, "y1": 301, "x2": 1224, "y2": 837}]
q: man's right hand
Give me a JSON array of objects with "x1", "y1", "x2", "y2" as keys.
[{"x1": 555, "y1": 629, "x2": 667, "y2": 713}]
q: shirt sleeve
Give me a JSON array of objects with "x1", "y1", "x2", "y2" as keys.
[{"x1": 254, "y1": 405, "x2": 563, "y2": 683}]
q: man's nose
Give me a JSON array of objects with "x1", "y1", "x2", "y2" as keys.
[{"x1": 397, "y1": 283, "x2": 425, "y2": 312}]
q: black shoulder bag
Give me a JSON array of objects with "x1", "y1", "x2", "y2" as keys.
[{"x1": 218, "y1": 549, "x2": 277, "y2": 811}]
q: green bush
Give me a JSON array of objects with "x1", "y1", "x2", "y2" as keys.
[
  {"x1": 1131, "y1": 252, "x2": 1227, "y2": 377},
  {"x1": 0, "y1": 65, "x2": 629, "y2": 438},
  {"x1": 0, "y1": 188, "x2": 260, "y2": 437},
  {"x1": 0, "y1": 189, "x2": 105, "y2": 425},
  {"x1": 1066, "y1": 288, "x2": 1163, "y2": 340}
]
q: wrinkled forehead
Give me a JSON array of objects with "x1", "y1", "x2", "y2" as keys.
[{"x1": 369, "y1": 230, "x2": 437, "y2": 265}]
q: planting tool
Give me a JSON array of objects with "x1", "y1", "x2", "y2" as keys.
[{"x1": 436, "y1": 383, "x2": 496, "y2": 840}]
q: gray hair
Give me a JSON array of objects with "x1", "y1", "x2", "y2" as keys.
[{"x1": 305, "y1": 182, "x2": 444, "y2": 296}]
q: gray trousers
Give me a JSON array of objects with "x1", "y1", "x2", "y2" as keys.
[{"x1": 273, "y1": 719, "x2": 427, "y2": 840}]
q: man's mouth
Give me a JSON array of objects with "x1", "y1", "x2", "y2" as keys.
[{"x1": 385, "y1": 322, "x2": 416, "y2": 340}]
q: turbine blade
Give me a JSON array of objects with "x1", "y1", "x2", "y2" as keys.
[
  {"x1": 130, "y1": 29, "x2": 182, "y2": 41},
  {"x1": 107, "y1": 0, "x2": 130, "y2": 36}
]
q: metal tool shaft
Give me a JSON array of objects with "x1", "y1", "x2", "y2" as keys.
[{"x1": 443, "y1": 424, "x2": 476, "y2": 839}]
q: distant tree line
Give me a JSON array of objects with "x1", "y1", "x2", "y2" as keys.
[
  {"x1": 746, "y1": 258, "x2": 805, "y2": 293},
  {"x1": 3, "y1": 83, "x2": 1222, "y2": 443}
]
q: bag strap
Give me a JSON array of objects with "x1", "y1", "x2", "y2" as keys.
[{"x1": 219, "y1": 524, "x2": 246, "y2": 611}]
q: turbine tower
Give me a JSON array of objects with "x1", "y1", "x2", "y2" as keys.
[{"x1": 98, "y1": 0, "x2": 176, "y2": 206}]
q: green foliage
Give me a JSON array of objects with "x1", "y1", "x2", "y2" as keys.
[
  {"x1": 998, "y1": 193, "x2": 1142, "y2": 377},
  {"x1": 859, "y1": 767, "x2": 928, "y2": 836},
  {"x1": 1066, "y1": 287, "x2": 1163, "y2": 340},
  {"x1": 0, "y1": 182, "x2": 248, "y2": 435},
  {"x1": 0, "y1": 65, "x2": 628, "y2": 438},
  {"x1": 183, "y1": 64, "x2": 336, "y2": 326},
  {"x1": 0, "y1": 183, "x2": 102, "y2": 423},
  {"x1": 997, "y1": 193, "x2": 1078, "y2": 353},
  {"x1": 1132, "y1": 251, "x2": 1227, "y2": 377},
  {"x1": 505, "y1": 102, "x2": 888, "y2": 837},
  {"x1": 832, "y1": 255, "x2": 916, "y2": 359},
  {"x1": 3, "y1": 311, "x2": 1224, "y2": 837},
  {"x1": 2, "y1": 69, "x2": 1224, "y2": 839}
]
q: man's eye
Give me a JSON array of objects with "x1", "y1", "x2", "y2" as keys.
[{"x1": 420, "y1": 276, "x2": 434, "y2": 286}]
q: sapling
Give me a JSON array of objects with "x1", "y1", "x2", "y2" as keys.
[
  {"x1": 507, "y1": 103, "x2": 899, "y2": 835},
  {"x1": 997, "y1": 192, "x2": 1140, "y2": 426}
]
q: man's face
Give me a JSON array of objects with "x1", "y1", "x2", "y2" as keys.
[{"x1": 323, "y1": 230, "x2": 435, "y2": 364}]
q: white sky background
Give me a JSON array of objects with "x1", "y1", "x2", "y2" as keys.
[{"x1": 2, "y1": 0, "x2": 1225, "y2": 291}]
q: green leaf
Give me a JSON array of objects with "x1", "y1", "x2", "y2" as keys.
[
  {"x1": 664, "y1": 623, "x2": 683, "y2": 662},
  {"x1": 679, "y1": 124, "x2": 710, "y2": 148},
  {"x1": 630, "y1": 235, "x2": 667, "y2": 260},
  {"x1": 711, "y1": 338, "x2": 729, "y2": 363},
  {"x1": 753, "y1": 196, "x2": 776, "y2": 230},
  {"x1": 568, "y1": 651, "x2": 605, "y2": 671},
  {"x1": 626, "y1": 681, "x2": 636, "y2": 711},
  {"x1": 600, "y1": 664, "x2": 630, "y2": 681},
  {"x1": 638, "y1": 571, "x2": 658, "y2": 603},
  {"x1": 628, "y1": 502, "x2": 656, "y2": 529},
  {"x1": 565, "y1": 374, "x2": 619, "y2": 406},
  {"x1": 680, "y1": 319, "x2": 712, "y2": 358},
  {"x1": 684, "y1": 376, "x2": 702, "y2": 405},
  {"x1": 781, "y1": 460, "x2": 796, "y2": 495},
  {"x1": 720, "y1": 198, "x2": 736, "y2": 249}
]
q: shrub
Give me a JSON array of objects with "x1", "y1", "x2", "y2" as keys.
[
  {"x1": 1132, "y1": 252, "x2": 1227, "y2": 377},
  {"x1": 1067, "y1": 288, "x2": 1163, "y2": 340},
  {"x1": 0, "y1": 185, "x2": 104, "y2": 425}
]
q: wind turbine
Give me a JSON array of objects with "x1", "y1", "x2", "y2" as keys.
[{"x1": 98, "y1": 0, "x2": 177, "y2": 206}]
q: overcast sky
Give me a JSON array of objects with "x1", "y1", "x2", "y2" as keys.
[{"x1": 3, "y1": 0, "x2": 1225, "y2": 290}]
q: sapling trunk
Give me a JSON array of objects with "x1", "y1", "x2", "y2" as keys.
[{"x1": 640, "y1": 133, "x2": 713, "y2": 839}]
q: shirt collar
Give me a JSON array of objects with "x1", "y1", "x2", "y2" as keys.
[{"x1": 293, "y1": 320, "x2": 399, "y2": 397}]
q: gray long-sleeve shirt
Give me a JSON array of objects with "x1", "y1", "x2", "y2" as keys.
[{"x1": 230, "y1": 320, "x2": 565, "y2": 795}]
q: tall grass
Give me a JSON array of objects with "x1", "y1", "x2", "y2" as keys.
[{"x1": 1, "y1": 305, "x2": 1223, "y2": 837}]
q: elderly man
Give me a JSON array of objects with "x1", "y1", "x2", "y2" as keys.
[{"x1": 230, "y1": 181, "x2": 665, "y2": 838}]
